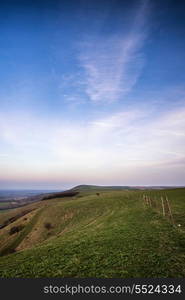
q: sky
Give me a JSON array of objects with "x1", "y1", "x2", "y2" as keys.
[{"x1": 0, "y1": 0, "x2": 185, "y2": 189}]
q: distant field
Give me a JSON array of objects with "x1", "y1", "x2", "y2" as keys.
[
  {"x1": 0, "y1": 186, "x2": 184, "y2": 277},
  {"x1": 0, "y1": 202, "x2": 10, "y2": 208}
]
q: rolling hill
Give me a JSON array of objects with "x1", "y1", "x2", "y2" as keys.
[{"x1": 0, "y1": 186, "x2": 184, "y2": 277}]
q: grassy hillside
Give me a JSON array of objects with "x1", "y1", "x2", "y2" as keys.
[{"x1": 0, "y1": 187, "x2": 184, "y2": 277}]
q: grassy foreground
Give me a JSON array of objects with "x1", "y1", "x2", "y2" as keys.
[{"x1": 0, "y1": 187, "x2": 184, "y2": 277}]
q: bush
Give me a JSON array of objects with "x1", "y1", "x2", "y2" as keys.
[
  {"x1": 44, "y1": 222, "x2": 52, "y2": 230},
  {"x1": 9, "y1": 248, "x2": 16, "y2": 253},
  {"x1": 9, "y1": 225, "x2": 24, "y2": 235},
  {"x1": 42, "y1": 191, "x2": 78, "y2": 200}
]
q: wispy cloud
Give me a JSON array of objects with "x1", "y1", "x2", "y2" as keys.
[
  {"x1": 78, "y1": 0, "x2": 149, "y2": 103},
  {"x1": 0, "y1": 103, "x2": 185, "y2": 185}
]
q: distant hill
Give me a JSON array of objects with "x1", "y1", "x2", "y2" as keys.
[
  {"x1": 71, "y1": 184, "x2": 184, "y2": 191},
  {"x1": 71, "y1": 184, "x2": 135, "y2": 191}
]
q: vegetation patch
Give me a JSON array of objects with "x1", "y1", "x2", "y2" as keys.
[
  {"x1": 44, "y1": 222, "x2": 53, "y2": 230},
  {"x1": 0, "y1": 208, "x2": 35, "y2": 230},
  {"x1": 0, "y1": 209, "x2": 43, "y2": 257},
  {"x1": 9, "y1": 225, "x2": 24, "y2": 235},
  {"x1": 42, "y1": 191, "x2": 78, "y2": 200}
]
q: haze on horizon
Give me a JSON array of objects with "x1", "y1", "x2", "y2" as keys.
[{"x1": 0, "y1": 0, "x2": 185, "y2": 190}]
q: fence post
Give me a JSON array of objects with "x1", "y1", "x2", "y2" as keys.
[
  {"x1": 161, "y1": 196, "x2": 165, "y2": 216},
  {"x1": 165, "y1": 196, "x2": 175, "y2": 225},
  {"x1": 146, "y1": 195, "x2": 149, "y2": 206}
]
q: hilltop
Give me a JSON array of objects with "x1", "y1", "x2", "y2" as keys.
[
  {"x1": 72, "y1": 184, "x2": 183, "y2": 191},
  {"x1": 71, "y1": 184, "x2": 132, "y2": 191},
  {"x1": 0, "y1": 186, "x2": 184, "y2": 277}
]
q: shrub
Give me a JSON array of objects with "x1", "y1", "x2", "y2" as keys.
[
  {"x1": 42, "y1": 191, "x2": 78, "y2": 200},
  {"x1": 44, "y1": 222, "x2": 52, "y2": 230},
  {"x1": 9, "y1": 248, "x2": 16, "y2": 253},
  {"x1": 9, "y1": 225, "x2": 24, "y2": 235}
]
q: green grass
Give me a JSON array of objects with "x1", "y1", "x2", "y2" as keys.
[{"x1": 0, "y1": 188, "x2": 184, "y2": 277}]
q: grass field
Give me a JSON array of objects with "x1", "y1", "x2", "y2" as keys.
[
  {"x1": 0, "y1": 186, "x2": 184, "y2": 277},
  {"x1": 0, "y1": 202, "x2": 11, "y2": 208}
]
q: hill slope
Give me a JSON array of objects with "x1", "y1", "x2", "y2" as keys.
[{"x1": 0, "y1": 187, "x2": 184, "y2": 277}]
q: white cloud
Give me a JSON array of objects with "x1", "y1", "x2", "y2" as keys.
[
  {"x1": 78, "y1": 0, "x2": 149, "y2": 103},
  {"x1": 0, "y1": 105, "x2": 185, "y2": 185}
]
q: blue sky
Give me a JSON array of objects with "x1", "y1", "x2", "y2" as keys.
[{"x1": 0, "y1": 0, "x2": 185, "y2": 189}]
